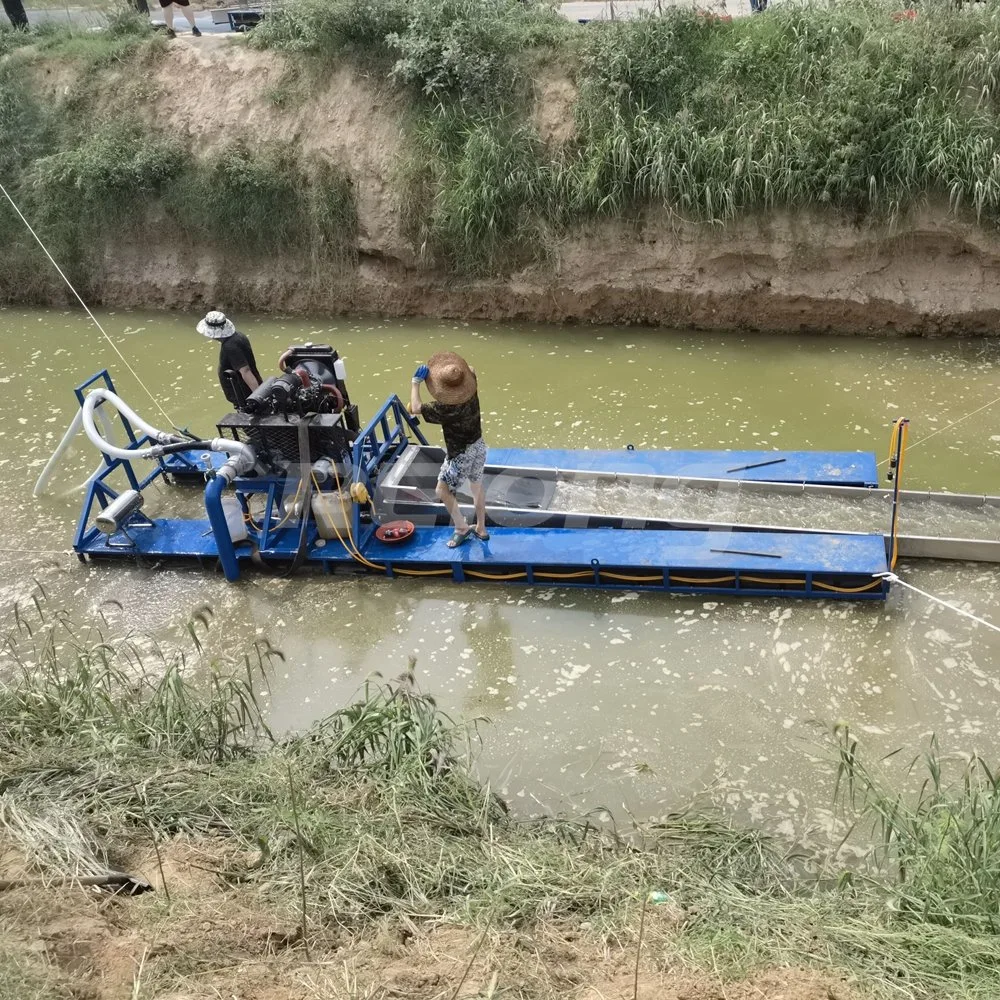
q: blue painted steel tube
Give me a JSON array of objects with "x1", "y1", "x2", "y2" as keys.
[{"x1": 204, "y1": 474, "x2": 240, "y2": 581}]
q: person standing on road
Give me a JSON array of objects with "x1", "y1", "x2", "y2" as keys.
[
  {"x1": 160, "y1": 0, "x2": 201, "y2": 37},
  {"x1": 409, "y1": 352, "x2": 490, "y2": 548},
  {"x1": 197, "y1": 310, "x2": 262, "y2": 408},
  {"x1": 2, "y1": 0, "x2": 28, "y2": 28}
]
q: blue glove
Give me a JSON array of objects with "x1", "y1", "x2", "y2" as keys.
[{"x1": 412, "y1": 364, "x2": 429, "y2": 383}]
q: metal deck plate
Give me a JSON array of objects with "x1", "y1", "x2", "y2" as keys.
[
  {"x1": 76, "y1": 518, "x2": 223, "y2": 558},
  {"x1": 485, "y1": 448, "x2": 879, "y2": 486},
  {"x1": 359, "y1": 526, "x2": 888, "y2": 576}
]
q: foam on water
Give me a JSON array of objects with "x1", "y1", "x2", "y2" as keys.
[{"x1": 5, "y1": 310, "x2": 1000, "y2": 842}]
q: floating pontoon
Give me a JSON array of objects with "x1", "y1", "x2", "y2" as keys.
[{"x1": 55, "y1": 345, "x2": 984, "y2": 602}]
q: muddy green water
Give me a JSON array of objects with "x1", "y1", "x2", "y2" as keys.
[{"x1": 3, "y1": 307, "x2": 1000, "y2": 840}]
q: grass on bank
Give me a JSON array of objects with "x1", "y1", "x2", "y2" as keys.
[
  {"x1": 0, "y1": 14, "x2": 357, "y2": 299},
  {"x1": 3, "y1": 596, "x2": 1000, "y2": 998},
  {"x1": 11, "y1": 0, "x2": 1000, "y2": 281},
  {"x1": 836, "y1": 725, "x2": 1000, "y2": 935},
  {"x1": 255, "y1": 0, "x2": 1000, "y2": 272}
]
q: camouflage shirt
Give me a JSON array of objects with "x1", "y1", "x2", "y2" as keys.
[{"x1": 420, "y1": 393, "x2": 484, "y2": 459}]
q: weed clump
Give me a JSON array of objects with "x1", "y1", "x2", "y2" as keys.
[
  {"x1": 387, "y1": 0, "x2": 568, "y2": 102},
  {"x1": 410, "y1": 106, "x2": 551, "y2": 272},
  {"x1": 561, "y1": 4, "x2": 1000, "y2": 224},
  {"x1": 169, "y1": 141, "x2": 357, "y2": 262},
  {"x1": 175, "y1": 141, "x2": 310, "y2": 255},
  {"x1": 0, "y1": 23, "x2": 32, "y2": 59},
  {"x1": 249, "y1": 0, "x2": 410, "y2": 61},
  {"x1": 28, "y1": 121, "x2": 186, "y2": 228},
  {"x1": 28, "y1": 13, "x2": 157, "y2": 67},
  {"x1": 835, "y1": 725, "x2": 1000, "y2": 933},
  {"x1": 0, "y1": 64, "x2": 50, "y2": 179}
]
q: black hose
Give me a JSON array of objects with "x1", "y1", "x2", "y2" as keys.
[
  {"x1": 158, "y1": 440, "x2": 216, "y2": 455},
  {"x1": 285, "y1": 476, "x2": 314, "y2": 577}
]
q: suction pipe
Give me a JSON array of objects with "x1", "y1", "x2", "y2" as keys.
[
  {"x1": 80, "y1": 388, "x2": 254, "y2": 467},
  {"x1": 203, "y1": 454, "x2": 256, "y2": 582},
  {"x1": 35, "y1": 400, "x2": 135, "y2": 497},
  {"x1": 48, "y1": 386, "x2": 255, "y2": 581},
  {"x1": 33, "y1": 407, "x2": 85, "y2": 497},
  {"x1": 79, "y1": 387, "x2": 255, "y2": 582}
]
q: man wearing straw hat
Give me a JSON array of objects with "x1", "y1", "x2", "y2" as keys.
[
  {"x1": 197, "y1": 310, "x2": 262, "y2": 408},
  {"x1": 409, "y1": 352, "x2": 489, "y2": 548}
]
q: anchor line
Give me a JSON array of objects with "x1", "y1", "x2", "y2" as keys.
[
  {"x1": 876, "y1": 392, "x2": 1000, "y2": 467},
  {"x1": 877, "y1": 571, "x2": 1000, "y2": 635},
  {"x1": 0, "y1": 180, "x2": 177, "y2": 429}
]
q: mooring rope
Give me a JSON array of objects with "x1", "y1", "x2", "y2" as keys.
[
  {"x1": 0, "y1": 180, "x2": 177, "y2": 429},
  {"x1": 877, "y1": 571, "x2": 1000, "y2": 635},
  {"x1": 1, "y1": 549, "x2": 75, "y2": 557},
  {"x1": 876, "y1": 392, "x2": 1000, "y2": 467}
]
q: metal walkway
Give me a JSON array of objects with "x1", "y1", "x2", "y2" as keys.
[
  {"x1": 378, "y1": 445, "x2": 1000, "y2": 565},
  {"x1": 75, "y1": 517, "x2": 890, "y2": 599}
]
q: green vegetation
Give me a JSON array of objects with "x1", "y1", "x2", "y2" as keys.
[
  {"x1": 27, "y1": 6, "x2": 159, "y2": 65},
  {"x1": 836, "y1": 725, "x2": 1000, "y2": 934},
  {"x1": 167, "y1": 141, "x2": 357, "y2": 262},
  {"x1": 25, "y1": 120, "x2": 186, "y2": 277},
  {"x1": 256, "y1": 0, "x2": 1000, "y2": 272},
  {"x1": 253, "y1": 0, "x2": 570, "y2": 270},
  {"x1": 249, "y1": 0, "x2": 409, "y2": 62},
  {"x1": 9, "y1": 0, "x2": 1000, "y2": 282},
  {"x1": 3, "y1": 596, "x2": 1000, "y2": 998},
  {"x1": 0, "y1": 20, "x2": 356, "y2": 301}
]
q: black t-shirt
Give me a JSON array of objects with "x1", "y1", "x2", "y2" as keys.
[
  {"x1": 420, "y1": 393, "x2": 483, "y2": 459},
  {"x1": 218, "y1": 331, "x2": 263, "y2": 405}
]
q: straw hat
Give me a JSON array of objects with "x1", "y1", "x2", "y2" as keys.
[
  {"x1": 196, "y1": 310, "x2": 236, "y2": 340},
  {"x1": 425, "y1": 352, "x2": 477, "y2": 405}
]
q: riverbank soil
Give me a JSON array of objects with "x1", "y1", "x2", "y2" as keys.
[
  {"x1": 105, "y1": 41, "x2": 1000, "y2": 333},
  {"x1": 0, "y1": 839, "x2": 854, "y2": 1000},
  {"x1": 8, "y1": 33, "x2": 1000, "y2": 334}
]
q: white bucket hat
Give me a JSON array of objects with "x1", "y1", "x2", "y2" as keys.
[{"x1": 197, "y1": 310, "x2": 236, "y2": 340}]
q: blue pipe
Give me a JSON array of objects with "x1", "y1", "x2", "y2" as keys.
[{"x1": 204, "y1": 473, "x2": 240, "y2": 582}]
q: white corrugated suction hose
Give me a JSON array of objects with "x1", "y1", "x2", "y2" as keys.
[
  {"x1": 80, "y1": 388, "x2": 256, "y2": 470},
  {"x1": 81, "y1": 388, "x2": 179, "y2": 460},
  {"x1": 33, "y1": 407, "x2": 85, "y2": 497},
  {"x1": 35, "y1": 404, "x2": 125, "y2": 498}
]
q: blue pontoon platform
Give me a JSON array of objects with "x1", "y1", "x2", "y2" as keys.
[
  {"x1": 69, "y1": 370, "x2": 904, "y2": 602},
  {"x1": 75, "y1": 519, "x2": 888, "y2": 599}
]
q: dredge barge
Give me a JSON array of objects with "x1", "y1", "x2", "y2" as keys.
[{"x1": 51, "y1": 344, "x2": 955, "y2": 602}]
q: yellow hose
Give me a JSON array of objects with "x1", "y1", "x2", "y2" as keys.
[
  {"x1": 269, "y1": 481, "x2": 303, "y2": 531},
  {"x1": 888, "y1": 418, "x2": 909, "y2": 571},
  {"x1": 310, "y1": 461, "x2": 886, "y2": 595}
]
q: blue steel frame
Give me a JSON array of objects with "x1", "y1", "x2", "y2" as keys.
[
  {"x1": 200, "y1": 395, "x2": 428, "y2": 581},
  {"x1": 69, "y1": 380, "x2": 889, "y2": 600},
  {"x1": 73, "y1": 370, "x2": 170, "y2": 553},
  {"x1": 349, "y1": 396, "x2": 428, "y2": 547}
]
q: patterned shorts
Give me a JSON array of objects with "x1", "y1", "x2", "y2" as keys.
[{"x1": 438, "y1": 438, "x2": 487, "y2": 493}]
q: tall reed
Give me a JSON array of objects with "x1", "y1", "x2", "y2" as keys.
[{"x1": 835, "y1": 725, "x2": 1000, "y2": 933}]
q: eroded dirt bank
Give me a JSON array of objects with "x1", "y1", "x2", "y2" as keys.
[{"x1": 25, "y1": 37, "x2": 1000, "y2": 334}]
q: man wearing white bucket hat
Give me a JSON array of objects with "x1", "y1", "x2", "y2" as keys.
[
  {"x1": 197, "y1": 310, "x2": 262, "y2": 408},
  {"x1": 409, "y1": 351, "x2": 489, "y2": 548}
]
